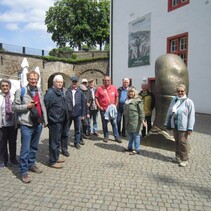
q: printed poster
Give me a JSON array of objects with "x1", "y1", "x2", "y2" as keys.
[{"x1": 128, "y1": 13, "x2": 151, "y2": 67}]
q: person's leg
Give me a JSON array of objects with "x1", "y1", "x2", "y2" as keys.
[
  {"x1": 122, "y1": 114, "x2": 126, "y2": 136},
  {"x1": 19, "y1": 125, "x2": 33, "y2": 176},
  {"x1": 61, "y1": 119, "x2": 70, "y2": 154},
  {"x1": 100, "y1": 111, "x2": 108, "y2": 138},
  {"x1": 127, "y1": 132, "x2": 133, "y2": 150},
  {"x1": 134, "y1": 131, "x2": 140, "y2": 152},
  {"x1": 146, "y1": 116, "x2": 152, "y2": 133},
  {"x1": 92, "y1": 110, "x2": 98, "y2": 134},
  {"x1": 8, "y1": 126, "x2": 18, "y2": 162},
  {"x1": 49, "y1": 122, "x2": 62, "y2": 165},
  {"x1": 74, "y1": 116, "x2": 81, "y2": 145},
  {"x1": 28, "y1": 124, "x2": 42, "y2": 169},
  {"x1": 0, "y1": 127, "x2": 7, "y2": 167},
  {"x1": 173, "y1": 129, "x2": 180, "y2": 158},
  {"x1": 110, "y1": 117, "x2": 120, "y2": 140},
  {"x1": 178, "y1": 131, "x2": 189, "y2": 161},
  {"x1": 117, "y1": 109, "x2": 123, "y2": 135}
]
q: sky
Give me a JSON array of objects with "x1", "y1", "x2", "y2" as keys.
[{"x1": 0, "y1": 0, "x2": 57, "y2": 51}]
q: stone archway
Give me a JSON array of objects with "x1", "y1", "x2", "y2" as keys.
[
  {"x1": 78, "y1": 69, "x2": 105, "y2": 85},
  {"x1": 47, "y1": 73, "x2": 71, "y2": 91}
]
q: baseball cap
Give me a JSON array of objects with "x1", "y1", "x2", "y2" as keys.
[
  {"x1": 82, "y1": 78, "x2": 88, "y2": 83},
  {"x1": 70, "y1": 76, "x2": 78, "y2": 82}
]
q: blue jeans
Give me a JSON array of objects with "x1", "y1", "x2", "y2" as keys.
[
  {"x1": 100, "y1": 111, "x2": 119, "y2": 139},
  {"x1": 19, "y1": 124, "x2": 42, "y2": 176},
  {"x1": 128, "y1": 131, "x2": 141, "y2": 151},
  {"x1": 88, "y1": 110, "x2": 98, "y2": 133},
  {"x1": 68, "y1": 116, "x2": 81, "y2": 145}
]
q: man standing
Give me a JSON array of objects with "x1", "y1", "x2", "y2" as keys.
[
  {"x1": 65, "y1": 76, "x2": 86, "y2": 149},
  {"x1": 138, "y1": 82, "x2": 155, "y2": 137},
  {"x1": 44, "y1": 75, "x2": 68, "y2": 169},
  {"x1": 88, "y1": 79, "x2": 99, "y2": 136},
  {"x1": 95, "y1": 75, "x2": 122, "y2": 143},
  {"x1": 81, "y1": 78, "x2": 92, "y2": 138},
  {"x1": 14, "y1": 70, "x2": 48, "y2": 183},
  {"x1": 117, "y1": 78, "x2": 130, "y2": 137}
]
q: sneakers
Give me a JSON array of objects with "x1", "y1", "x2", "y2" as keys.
[
  {"x1": 115, "y1": 138, "x2": 122, "y2": 143},
  {"x1": 129, "y1": 150, "x2": 140, "y2": 155},
  {"x1": 49, "y1": 162, "x2": 63, "y2": 169},
  {"x1": 10, "y1": 159, "x2": 19, "y2": 166},
  {"x1": 179, "y1": 161, "x2": 188, "y2": 167},
  {"x1": 21, "y1": 174, "x2": 31, "y2": 183},
  {"x1": 29, "y1": 165, "x2": 42, "y2": 173}
]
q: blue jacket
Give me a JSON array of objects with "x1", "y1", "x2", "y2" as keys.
[
  {"x1": 65, "y1": 87, "x2": 86, "y2": 118},
  {"x1": 44, "y1": 87, "x2": 67, "y2": 123},
  {"x1": 164, "y1": 97, "x2": 195, "y2": 131}
]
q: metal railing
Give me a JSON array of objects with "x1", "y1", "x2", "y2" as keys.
[{"x1": 0, "y1": 43, "x2": 49, "y2": 56}]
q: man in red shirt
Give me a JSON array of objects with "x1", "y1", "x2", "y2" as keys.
[{"x1": 95, "y1": 76, "x2": 122, "y2": 143}]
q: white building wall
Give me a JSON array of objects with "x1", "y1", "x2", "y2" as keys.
[{"x1": 112, "y1": 0, "x2": 211, "y2": 114}]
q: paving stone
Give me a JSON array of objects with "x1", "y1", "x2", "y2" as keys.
[{"x1": 0, "y1": 114, "x2": 210, "y2": 210}]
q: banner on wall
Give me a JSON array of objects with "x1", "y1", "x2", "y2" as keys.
[{"x1": 128, "y1": 13, "x2": 151, "y2": 68}]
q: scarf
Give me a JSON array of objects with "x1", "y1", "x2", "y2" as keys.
[
  {"x1": 5, "y1": 92, "x2": 13, "y2": 121},
  {"x1": 172, "y1": 95, "x2": 187, "y2": 114}
]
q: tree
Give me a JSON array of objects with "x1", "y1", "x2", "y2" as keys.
[{"x1": 45, "y1": 0, "x2": 110, "y2": 51}]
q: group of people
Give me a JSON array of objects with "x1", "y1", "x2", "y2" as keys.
[{"x1": 0, "y1": 72, "x2": 195, "y2": 184}]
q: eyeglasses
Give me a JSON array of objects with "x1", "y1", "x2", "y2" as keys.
[
  {"x1": 177, "y1": 90, "x2": 185, "y2": 93},
  {"x1": 29, "y1": 78, "x2": 38, "y2": 81}
]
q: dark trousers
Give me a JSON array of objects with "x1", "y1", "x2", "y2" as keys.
[
  {"x1": 49, "y1": 122, "x2": 65, "y2": 165},
  {"x1": 0, "y1": 126, "x2": 17, "y2": 165},
  {"x1": 60, "y1": 119, "x2": 70, "y2": 153},
  {"x1": 68, "y1": 116, "x2": 81, "y2": 145},
  {"x1": 117, "y1": 107, "x2": 126, "y2": 136},
  {"x1": 142, "y1": 116, "x2": 152, "y2": 137}
]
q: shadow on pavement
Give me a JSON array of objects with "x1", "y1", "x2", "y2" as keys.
[{"x1": 94, "y1": 142, "x2": 125, "y2": 152}]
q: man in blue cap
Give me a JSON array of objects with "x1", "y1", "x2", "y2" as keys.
[{"x1": 65, "y1": 76, "x2": 86, "y2": 149}]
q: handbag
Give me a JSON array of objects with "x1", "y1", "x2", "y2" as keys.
[
  {"x1": 30, "y1": 107, "x2": 41, "y2": 126},
  {"x1": 166, "y1": 113, "x2": 174, "y2": 130},
  {"x1": 166, "y1": 98, "x2": 187, "y2": 130}
]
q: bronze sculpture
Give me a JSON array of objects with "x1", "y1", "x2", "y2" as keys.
[{"x1": 142, "y1": 54, "x2": 189, "y2": 150}]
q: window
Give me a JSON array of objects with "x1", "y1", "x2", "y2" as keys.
[
  {"x1": 168, "y1": 0, "x2": 190, "y2": 12},
  {"x1": 167, "y1": 32, "x2": 188, "y2": 65}
]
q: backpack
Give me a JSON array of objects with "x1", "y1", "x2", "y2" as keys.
[{"x1": 21, "y1": 87, "x2": 41, "y2": 126}]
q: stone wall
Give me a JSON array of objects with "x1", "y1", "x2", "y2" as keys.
[{"x1": 0, "y1": 51, "x2": 109, "y2": 92}]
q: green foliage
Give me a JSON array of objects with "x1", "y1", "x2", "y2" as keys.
[
  {"x1": 49, "y1": 47, "x2": 74, "y2": 57},
  {"x1": 42, "y1": 55, "x2": 109, "y2": 64},
  {"x1": 45, "y1": 0, "x2": 110, "y2": 50},
  {"x1": 71, "y1": 53, "x2": 77, "y2": 59}
]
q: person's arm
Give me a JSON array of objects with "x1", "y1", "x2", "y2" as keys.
[{"x1": 95, "y1": 97, "x2": 103, "y2": 111}]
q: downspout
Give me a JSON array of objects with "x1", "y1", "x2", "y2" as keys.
[{"x1": 110, "y1": 0, "x2": 113, "y2": 84}]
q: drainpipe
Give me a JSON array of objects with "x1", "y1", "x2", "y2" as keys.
[{"x1": 110, "y1": 0, "x2": 113, "y2": 84}]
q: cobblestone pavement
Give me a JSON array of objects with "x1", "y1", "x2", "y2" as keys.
[{"x1": 0, "y1": 113, "x2": 211, "y2": 211}]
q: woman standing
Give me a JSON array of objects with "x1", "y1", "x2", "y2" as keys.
[
  {"x1": 124, "y1": 87, "x2": 146, "y2": 155},
  {"x1": 0, "y1": 79, "x2": 18, "y2": 169},
  {"x1": 164, "y1": 84, "x2": 195, "y2": 167}
]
